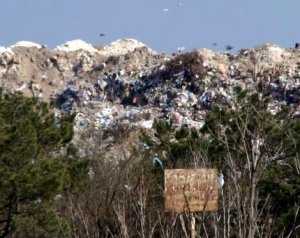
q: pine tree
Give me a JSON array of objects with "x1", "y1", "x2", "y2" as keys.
[{"x1": 0, "y1": 90, "x2": 88, "y2": 238}]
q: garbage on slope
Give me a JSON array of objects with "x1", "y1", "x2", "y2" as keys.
[{"x1": 0, "y1": 39, "x2": 300, "y2": 158}]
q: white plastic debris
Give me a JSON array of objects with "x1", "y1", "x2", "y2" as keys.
[
  {"x1": 124, "y1": 184, "x2": 132, "y2": 191},
  {"x1": 95, "y1": 107, "x2": 117, "y2": 128},
  {"x1": 16, "y1": 83, "x2": 27, "y2": 91},
  {"x1": 74, "y1": 113, "x2": 90, "y2": 130},
  {"x1": 265, "y1": 44, "x2": 285, "y2": 61},
  {"x1": 152, "y1": 154, "x2": 164, "y2": 170},
  {"x1": 139, "y1": 119, "x2": 153, "y2": 129},
  {"x1": 0, "y1": 47, "x2": 15, "y2": 69},
  {"x1": 218, "y1": 173, "x2": 224, "y2": 188},
  {"x1": 99, "y1": 38, "x2": 156, "y2": 56},
  {"x1": 54, "y1": 194, "x2": 63, "y2": 201},
  {"x1": 184, "y1": 119, "x2": 204, "y2": 129},
  {"x1": 88, "y1": 167, "x2": 95, "y2": 179},
  {"x1": 175, "y1": 92, "x2": 189, "y2": 106},
  {"x1": 119, "y1": 69, "x2": 126, "y2": 76},
  {"x1": 34, "y1": 198, "x2": 42, "y2": 204},
  {"x1": 55, "y1": 39, "x2": 98, "y2": 53},
  {"x1": 143, "y1": 143, "x2": 150, "y2": 150},
  {"x1": 97, "y1": 78, "x2": 108, "y2": 90},
  {"x1": 258, "y1": 43, "x2": 290, "y2": 64},
  {"x1": 10, "y1": 41, "x2": 42, "y2": 49},
  {"x1": 0, "y1": 46, "x2": 14, "y2": 56},
  {"x1": 0, "y1": 46, "x2": 7, "y2": 54}
]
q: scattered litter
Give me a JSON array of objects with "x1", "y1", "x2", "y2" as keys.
[
  {"x1": 218, "y1": 173, "x2": 224, "y2": 188},
  {"x1": 139, "y1": 119, "x2": 153, "y2": 129},
  {"x1": 0, "y1": 47, "x2": 14, "y2": 56},
  {"x1": 88, "y1": 167, "x2": 95, "y2": 179},
  {"x1": 0, "y1": 47, "x2": 7, "y2": 54},
  {"x1": 152, "y1": 154, "x2": 164, "y2": 170},
  {"x1": 16, "y1": 83, "x2": 27, "y2": 91},
  {"x1": 143, "y1": 143, "x2": 150, "y2": 150}
]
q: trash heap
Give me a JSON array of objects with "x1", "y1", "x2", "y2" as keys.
[{"x1": 1, "y1": 39, "x2": 300, "y2": 157}]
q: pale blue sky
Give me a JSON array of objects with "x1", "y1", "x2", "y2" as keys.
[{"x1": 0, "y1": 0, "x2": 299, "y2": 52}]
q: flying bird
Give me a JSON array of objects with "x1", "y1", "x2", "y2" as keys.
[{"x1": 99, "y1": 33, "x2": 106, "y2": 37}]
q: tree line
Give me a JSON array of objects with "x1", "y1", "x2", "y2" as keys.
[{"x1": 0, "y1": 88, "x2": 299, "y2": 237}]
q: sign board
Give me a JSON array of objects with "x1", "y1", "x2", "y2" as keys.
[{"x1": 164, "y1": 169, "x2": 219, "y2": 213}]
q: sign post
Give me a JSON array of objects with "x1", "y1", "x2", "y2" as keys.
[{"x1": 164, "y1": 169, "x2": 219, "y2": 237}]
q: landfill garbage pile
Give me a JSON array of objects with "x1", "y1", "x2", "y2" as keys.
[{"x1": 1, "y1": 39, "x2": 300, "y2": 157}]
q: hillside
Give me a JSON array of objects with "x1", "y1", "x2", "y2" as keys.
[
  {"x1": 1, "y1": 39, "x2": 299, "y2": 158},
  {"x1": 1, "y1": 39, "x2": 300, "y2": 237}
]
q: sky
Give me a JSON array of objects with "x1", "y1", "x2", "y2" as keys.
[{"x1": 0, "y1": 0, "x2": 299, "y2": 52}]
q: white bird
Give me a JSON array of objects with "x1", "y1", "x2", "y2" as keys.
[{"x1": 163, "y1": 8, "x2": 169, "y2": 12}]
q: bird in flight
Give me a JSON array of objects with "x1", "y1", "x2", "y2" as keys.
[{"x1": 99, "y1": 33, "x2": 106, "y2": 37}]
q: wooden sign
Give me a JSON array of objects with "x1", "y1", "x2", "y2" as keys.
[{"x1": 164, "y1": 169, "x2": 219, "y2": 213}]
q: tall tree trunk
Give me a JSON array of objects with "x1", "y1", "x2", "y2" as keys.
[
  {"x1": 0, "y1": 198, "x2": 14, "y2": 238},
  {"x1": 248, "y1": 175, "x2": 257, "y2": 238}
]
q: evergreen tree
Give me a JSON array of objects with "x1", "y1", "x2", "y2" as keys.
[{"x1": 0, "y1": 90, "x2": 88, "y2": 238}]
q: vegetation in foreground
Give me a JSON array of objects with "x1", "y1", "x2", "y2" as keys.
[{"x1": 0, "y1": 89, "x2": 299, "y2": 237}]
